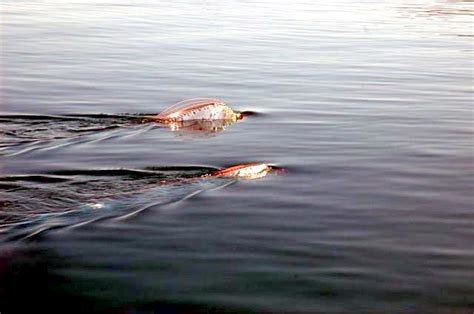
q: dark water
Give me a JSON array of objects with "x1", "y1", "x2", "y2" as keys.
[{"x1": 1, "y1": 0, "x2": 473, "y2": 313}]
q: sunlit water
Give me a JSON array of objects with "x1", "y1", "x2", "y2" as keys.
[{"x1": 1, "y1": 0, "x2": 473, "y2": 313}]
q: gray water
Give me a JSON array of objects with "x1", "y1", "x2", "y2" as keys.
[{"x1": 1, "y1": 0, "x2": 473, "y2": 313}]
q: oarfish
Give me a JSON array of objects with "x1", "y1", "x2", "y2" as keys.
[
  {"x1": 151, "y1": 98, "x2": 246, "y2": 124},
  {"x1": 209, "y1": 163, "x2": 273, "y2": 180}
]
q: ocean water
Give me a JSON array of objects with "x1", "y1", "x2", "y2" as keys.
[{"x1": 1, "y1": 0, "x2": 473, "y2": 313}]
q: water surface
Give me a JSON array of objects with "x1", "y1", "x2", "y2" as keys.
[{"x1": 1, "y1": 0, "x2": 473, "y2": 313}]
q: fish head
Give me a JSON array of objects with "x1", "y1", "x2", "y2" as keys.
[
  {"x1": 235, "y1": 112, "x2": 244, "y2": 121},
  {"x1": 235, "y1": 110, "x2": 260, "y2": 121}
]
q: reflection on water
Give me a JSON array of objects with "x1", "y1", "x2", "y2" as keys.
[
  {"x1": 394, "y1": 2, "x2": 474, "y2": 39},
  {"x1": 167, "y1": 119, "x2": 240, "y2": 135}
]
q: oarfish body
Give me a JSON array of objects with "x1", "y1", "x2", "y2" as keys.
[
  {"x1": 211, "y1": 163, "x2": 271, "y2": 180},
  {"x1": 154, "y1": 98, "x2": 242, "y2": 123}
]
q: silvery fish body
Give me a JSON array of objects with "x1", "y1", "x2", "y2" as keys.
[
  {"x1": 156, "y1": 98, "x2": 241, "y2": 122},
  {"x1": 212, "y1": 163, "x2": 271, "y2": 179}
]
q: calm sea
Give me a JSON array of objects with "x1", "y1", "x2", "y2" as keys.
[{"x1": 1, "y1": 0, "x2": 473, "y2": 313}]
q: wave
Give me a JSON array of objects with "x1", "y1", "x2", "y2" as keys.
[
  {"x1": 0, "y1": 166, "x2": 234, "y2": 241},
  {"x1": 0, "y1": 113, "x2": 155, "y2": 156}
]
